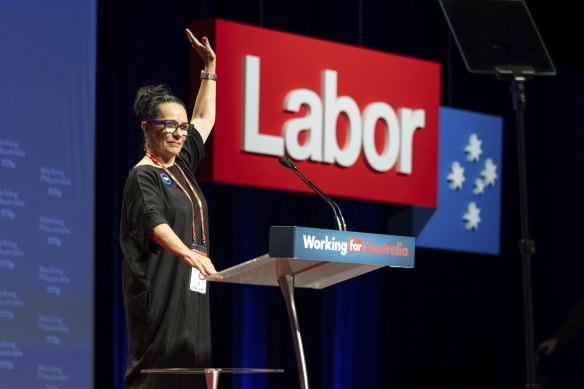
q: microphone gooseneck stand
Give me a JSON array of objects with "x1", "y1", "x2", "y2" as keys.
[
  {"x1": 502, "y1": 73, "x2": 540, "y2": 389},
  {"x1": 278, "y1": 157, "x2": 347, "y2": 231},
  {"x1": 276, "y1": 157, "x2": 348, "y2": 389}
]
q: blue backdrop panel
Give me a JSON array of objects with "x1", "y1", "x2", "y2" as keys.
[
  {"x1": 415, "y1": 107, "x2": 503, "y2": 255},
  {"x1": 0, "y1": 1, "x2": 96, "y2": 388}
]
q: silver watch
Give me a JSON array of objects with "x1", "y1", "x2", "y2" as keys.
[{"x1": 200, "y1": 71, "x2": 217, "y2": 81}]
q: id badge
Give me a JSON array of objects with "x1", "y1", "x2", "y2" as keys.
[{"x1": 189, "y1": 247, "x2": 208, "y2": 294}]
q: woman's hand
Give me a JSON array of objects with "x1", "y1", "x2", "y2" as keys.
[
  {"x1": 186, "y1": 28, "x2": 216, "y2": 72},
  {"x1": 151, "y1": 223, "x2": 219, "y2": 277},
  {"x1": 185, "y1": 28, "x2": 216, "y2": 142},
  {"x1": 184, "y1": 249, "x2": 217, "y2": 277},
  {"x1": 537, "y1": 337, "x2": 559, "y2": 356}
]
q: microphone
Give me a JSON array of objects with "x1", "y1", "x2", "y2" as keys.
[{"x1": 278, "y1": 157, "x2": 347, "y2": 231}]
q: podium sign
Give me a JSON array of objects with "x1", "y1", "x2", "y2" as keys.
[{"x1": 270, "y1": 226, "x2": 414, "y2": 266}]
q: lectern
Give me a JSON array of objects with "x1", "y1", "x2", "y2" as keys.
[{"x1": 206, "y1": 226, "x2": 416, "y2": 389}]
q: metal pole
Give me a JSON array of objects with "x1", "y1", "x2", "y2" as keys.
[
  {"x1": 510, "y1": 77, "x2": 541, "y2": 389},
  {"x1": 278, "y1": 274, "x2": 310, "y2": 389}
]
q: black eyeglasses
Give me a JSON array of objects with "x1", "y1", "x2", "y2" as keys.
[{"x1": 148, "y1": 119, "x2": 194, "y2": 136}]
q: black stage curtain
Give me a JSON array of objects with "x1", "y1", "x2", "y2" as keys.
[{"x1": 95, "y1": 1, "x2": 584, "y2": 388}]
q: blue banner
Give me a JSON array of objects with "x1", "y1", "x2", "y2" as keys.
[
  {"x1": 415, "y1": 107, "x2": 503, "y2": 255},
  {"x1": 0, "y1": 1, "x2": 96, "y2": 388}
]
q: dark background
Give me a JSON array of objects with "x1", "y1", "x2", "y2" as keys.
[{"x1": 95, "y1": 1, "x2": 584, "y2": 388}]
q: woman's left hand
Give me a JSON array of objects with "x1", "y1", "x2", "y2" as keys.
[{"x1": 186, "y1": 28, "x2": 216, "y2": 71}]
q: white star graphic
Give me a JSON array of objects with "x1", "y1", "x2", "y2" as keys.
[
  {"x1": 447, "y1": 161, "x2": 465, "y2": 190},
  {"x1": 473, "y1": 178, "x2": 485, "y2": 195},
  {"x1": 481, "y1": 158, "x2": 498, "y2": 186},
  {"x1": 463, "y1": 202, "x2": 481, "y2": 230},
  {"x1": 465, "y1": 133, "x2": 482, "y2": 162}
]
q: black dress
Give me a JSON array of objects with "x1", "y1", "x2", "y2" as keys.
[{"x1": 120, "y1": 130, "x2": 211, "y2": 389}]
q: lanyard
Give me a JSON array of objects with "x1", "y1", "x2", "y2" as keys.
[{"x1": 146, "y1": 153, "x2": 206, "y2": 249}]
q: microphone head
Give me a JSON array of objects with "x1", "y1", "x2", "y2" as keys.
[{"x1": 278, "y1": 156, "x2": 294, "y2": 169}]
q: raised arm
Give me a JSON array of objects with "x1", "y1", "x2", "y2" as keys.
[{"x1": 186, "y1": 28, "x2": 216, "y2": 143}]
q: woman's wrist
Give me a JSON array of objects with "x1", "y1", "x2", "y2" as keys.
[
  {"x1": 200, "y1": 70, "x2": 217, "y2": 81},
  {"x1": 204, "y1": 60, "x2": 216, "y2": 74},
  {"x1": 201, "y1": 59, "x2": 217, "y2": 80}
]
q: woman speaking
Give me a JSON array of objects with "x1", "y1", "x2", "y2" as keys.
[{"x1": 119, "y1": 28, "x2": 217, "y2": 389}]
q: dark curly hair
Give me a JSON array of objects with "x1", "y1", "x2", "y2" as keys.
[{"x1": 133, "y1": 83, "x2": 186, "y2": 121}]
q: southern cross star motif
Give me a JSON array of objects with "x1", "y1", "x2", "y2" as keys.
[
  {"x1": 447, "y1": 161, "x2": 465, "y2": 190},
  {"x1": 473, "y1": 177, "x2": 486, "y2": 195},
  {"x1": 465, "y1": 133, "x2": 482, "y2": 162},
  {"x1": 445, "y1": 130, "x2": 499, "y2": 232},
  {"x1": 463, "y1": 202, "x2": 481, "y2": 230},
  {"x1": 481, "y1": 158, "x2": 498, "y2": 186}
]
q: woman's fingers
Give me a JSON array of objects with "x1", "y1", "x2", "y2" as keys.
[{"x1": 185, "y1": 29, "x2": 201, "y2": 47}]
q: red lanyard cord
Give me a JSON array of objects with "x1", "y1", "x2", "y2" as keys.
[{"x1": 146, "y1": 153, "x2": 206, "y2": 247}]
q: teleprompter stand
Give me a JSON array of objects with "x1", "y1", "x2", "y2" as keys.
[
  {"x1": 206, "y1": 226, "x2": 415, "y2": 389},
  {"x1": 438, "y1": 1, "x2": 556, "y2": 388}
]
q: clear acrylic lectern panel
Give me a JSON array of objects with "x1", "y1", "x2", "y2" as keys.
[{"x1": 206, "y1": 253, "x2": 385, "y2": 289}]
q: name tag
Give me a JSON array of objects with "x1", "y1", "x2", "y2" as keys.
[
  {"x1": 189, "y1": 248, "x2": 208, "y2": 294},
  {"x1": 189, "y1": 268, "x2": 207, "y2": 294}
]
